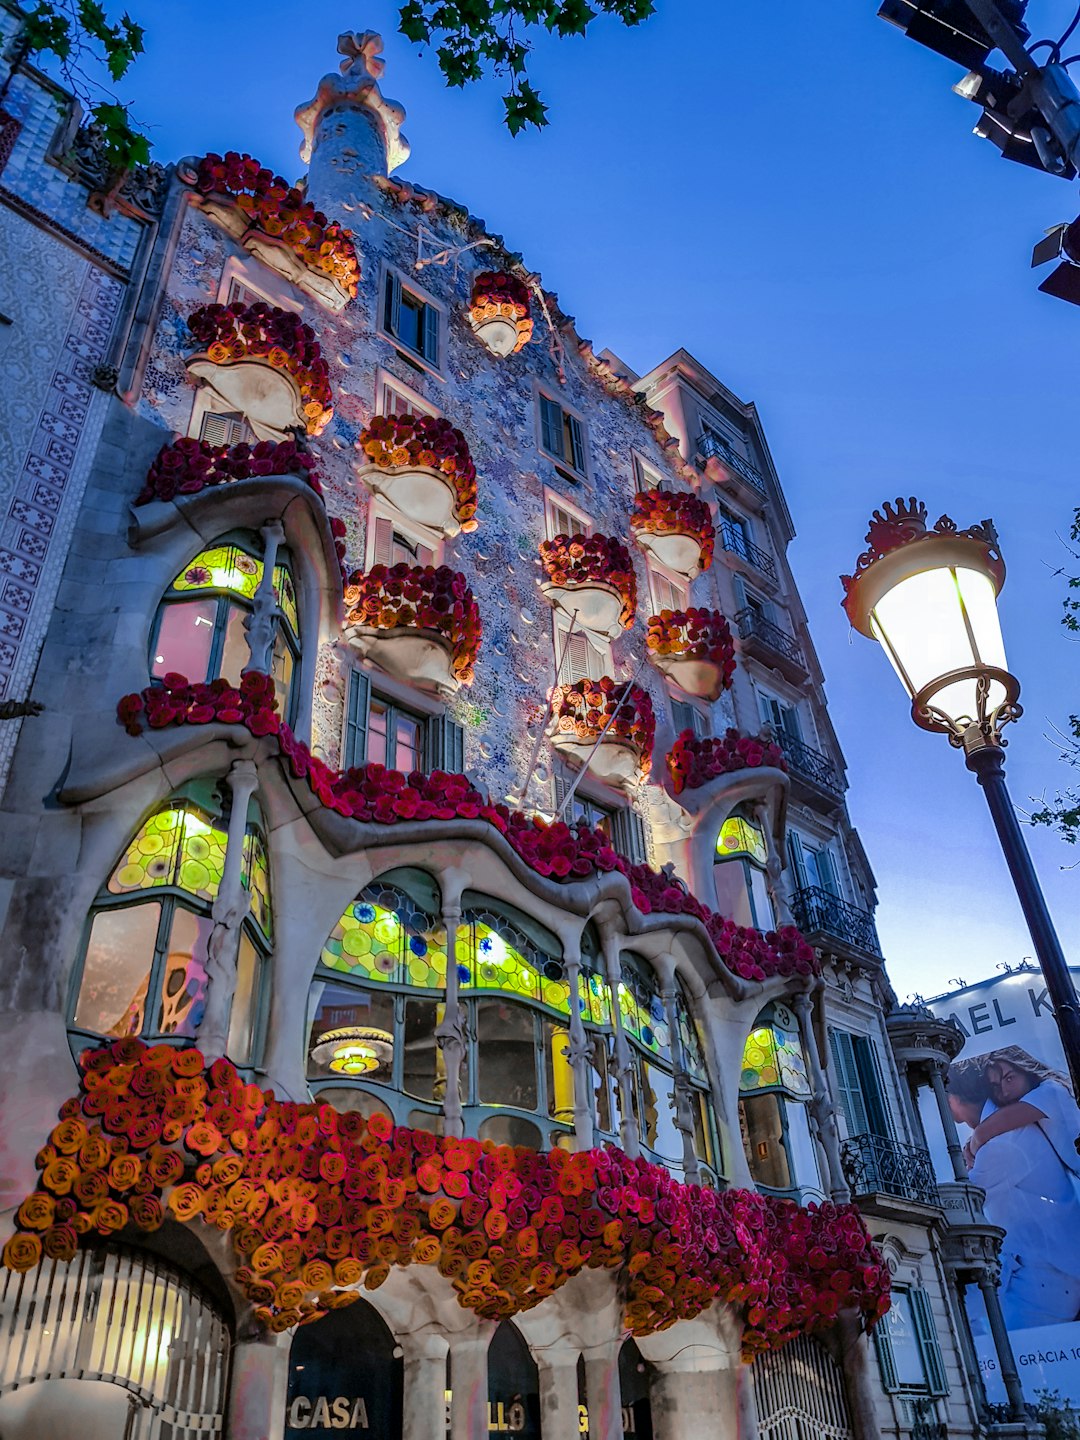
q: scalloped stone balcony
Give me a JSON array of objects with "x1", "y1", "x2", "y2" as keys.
[
  {"x1": 354, "y1": 415, "x2": 478, "y2": 540},
  {"x1": 630, "y1": 488, "x2": 715, "y2": 580},
  {"x1": 185, "y1": 303, "x2": 333, "y2": 443},
  {"x1": 645, "y1": 609, "x2": 736, "y2": 701},
  {"x1": 343, "y1": 564, "x2": 481, "y2": 697},
  {"x1": 539, "y1": 534, "x2": 636, "y2": 641},
  {"x1": 549, "y1": 679, "x2": 655, "y2": 788}
]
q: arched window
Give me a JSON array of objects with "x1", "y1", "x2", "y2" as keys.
[
  {"x1": 71, "y1": 781, "x2": 272, "y2": 1064},
  {"x1": 149, "y1": 532, "x2": 300, "y2": 722},
  {"x1": 739, "y1": 1002, "x2": 823, "y2": 1201},
  {"x1": 619, "y1": 954, "x2": 718, "y2": 1182},
  {"x1": 714, "y1": 807, "x2": 774, "y2": 931}
]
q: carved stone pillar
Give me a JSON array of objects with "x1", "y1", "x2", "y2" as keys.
[
  {"x1": 929, "y1": 1064, "x2": 970, "y2": 1184},
  {"x1": 583, "y1": 1344, "x2": 622, "y2": 1440},
  {"x1": 562, "y1": 937, "x2": 594, "y2": 1152},
  {"x1": 227, "y1": 1332, "x2": 291, "y2": 1440},
  {"x1": 200, "y1": 759, "x2": 259, "y2": 1063},
  {"x1": 599, "y1": 925, "x2": 639, "y2": 1160},
  {"x1": 791, "y1": 991, "x2": 850, "y2": 1203},
  {"x1": 658, "y1": 958, "x2": 700, "y2": 1184},
  {"x1": 651, "y1": 1359, "x2": 739, "y2": 1440},
  {"x1": 448, "y1": 1330, "x2": 492, "y2": 1440},
  {"x1": 401, "y1": 1334, "x2": 449, "y2": 1440},
  {"x1": 978, "y1": 1272, "x2": 1028, "y2": 1421},
  {"x1": 437, "y1": 900, "x2": 466, "y2": 1139},
  {"x1": 536, "y1": 1353, "x2": 582, "y2": 1440},
  {"x1": 244, "y1": 519, "x2": 285, "y2": 676}
]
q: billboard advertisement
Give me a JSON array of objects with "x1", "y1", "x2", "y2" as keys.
[{"x1": 927, "y1": 968, "x2": 1080, "y2": 1405}]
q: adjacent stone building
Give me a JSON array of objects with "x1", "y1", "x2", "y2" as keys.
[{"x1": 0, "y1": 8, "x2": 1041, "y2": 1439}]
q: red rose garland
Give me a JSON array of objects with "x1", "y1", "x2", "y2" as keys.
[
  {"x1": 136, "y1": 438, "x2": 322, "y2": 506},
  {"x1": 115, "y1": 676, "x2": 816, "y2": 983},
  {"x1": 539, "y1": 534, "x2": 638, "y2": 630},
  {"x1": 668, "y1": 729, "x2": 788, "y2": 795},
  {"x1": 631, "y1": 489, "x2": 715, "y2": 572},
  {"x1": 356, "y1": 415, "x2": 478, "y2": 532},
  {"x1": 2, "y1": 1042, "x2": 890, "y2": 1350},
  {"x1": 552, "y1": 679, "x2": 655, "y2": 771},
  {"x1": 343, "y1": 564, "x2": 482, "y2": 686},
  {"x1": 646, "y1": 610, "x2": 736, "y2": 688},
  {"x1": 193, "y1": 152, "x2": 360, "y2": 298},
  {"x1": 469, "y1": 272, "x2": 533, "y2": 352},
  {"x1": 187, "y1": 303, "x2": 333, "y2": 436}
]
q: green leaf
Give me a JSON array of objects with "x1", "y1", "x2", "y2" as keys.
[{"x1": 503, "y1": 79, "x2": 549, "y2": 134}]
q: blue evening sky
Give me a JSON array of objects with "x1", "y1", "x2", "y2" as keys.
[{"x1": 113, "y1": 0, "x2": 1079, "y2": 1000}]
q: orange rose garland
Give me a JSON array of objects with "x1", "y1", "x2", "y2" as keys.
[
  {"x1": 469, "y1": 271, "x2": 533, "y2": 352},
  {"x1": 645, "y1": 609, "x2": 736, "y2": 687},
  {"x1": 539, "y1": 534, "x2": 637, "y2": 629},
  {"x1": 186, "y1": 303, "x2": 334, "y2": 436},
  {"x1": 2, "y1": 1042, "x2": 889, "y2": 1354},
  {"x1": 193, "y1": 153, "x2": 360, "y2": 299},
  {"x1": 355, "y1": 415, "x2": 478, "y2": 531},
  {"x1": 343, "y1": 563, "x2": 482, "y2": 686},
  {"x1": 551, "y1": 679, "x2": 655, "y2": 774},
  {"x1": 631, "y1": 488, "x2": 715, "y2": 572}
]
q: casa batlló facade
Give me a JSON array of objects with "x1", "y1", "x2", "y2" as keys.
[{"x1": 0, "y1": 8, "x2": 1046, "y2": 1439}]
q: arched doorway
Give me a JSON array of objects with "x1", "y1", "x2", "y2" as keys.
[
  {"x1": 619, "y1": 1339, "x2": 654, "y2": 1438},
  {"x1": 487, "y1": 1321, "x2": 540, "y2": 1437},
  {"x1": 286, "y1": 1298, "x2": 402, "y2": 1437},
  {"x1": 0, "y1": 1243, "x2": 231, "y2": 1440},
  {"x1": 752, "y1": 1334, "x2": 854, "y2": 1440}
]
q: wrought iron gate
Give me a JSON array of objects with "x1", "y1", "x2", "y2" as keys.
[
  {"x1": 752, "y1": 1333, "x2": 855, "y2": 1440},
  {"x1": 0, "y1": 1244, "x2": 230, "y2": 1440}
]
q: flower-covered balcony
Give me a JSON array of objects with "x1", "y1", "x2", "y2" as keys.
[
  {"x1": 667, "y1": 728, "x2": 787, "y2": 795},
  {"x1": 186, "y1": 152, "x2": 360, "y2": 311},
  {"x1": 630, "y1": 488, "x2": 715, "y2": 580},
  {"x1": 186, "y1": 302, "x2": 333, "y2": 441},
  {"x1": 135, "y1": 437, "x2": 322, "y2": 506},
  {"x1": 645, "y1": 608, "x2": 735, "y2": 701},
  {"x1": 343, "y1": 563, "x2": 481, "y2": 696},
  {"x1": 468, "y1": 270, "x2": 533, "y2": 356},
  {"x1": 354, "y1": 414, "x2": 478, "y2": 538},
  {"x1": 539, "y1": 533, "x2": 636, "y2": 641},
  {"x1": 550, "y1": 679, "x2": 654, "y2": 787}
]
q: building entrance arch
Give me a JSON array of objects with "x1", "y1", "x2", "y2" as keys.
[{"x1": 285, "y1": 1298, "x2": 402, "y2": 1436}]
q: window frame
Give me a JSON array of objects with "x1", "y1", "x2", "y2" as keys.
[
  {"x1": 375, "y1": 366, "x2": 438, "y2": 421},
  {"x1": 631, "y1": 452, "x2": 662, "y2": 494},
  {"x1": 647, "y1": 562, "x2": 689, "y2": 616},
  {"x1": 365, "y1": 500, "x2": 441, "y2": 570},
  {"x1": 379, "y1": 265, "x2": 445, "y2": 374},
  {"x1": 552, "y1": 613, "x2": 610, "y2": 684},
  {"x1": 536, "y1": 390, "x2": 589, "y2": 482},
  {"x1": 874, "y1": 1286, "x2": 949, "y2": 1397},
  {"x1": 544, "y1": 488, "x2": 592, "y2": 541}
]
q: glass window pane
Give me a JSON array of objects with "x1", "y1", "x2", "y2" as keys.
[
  {"x1": 395, "y1": 713, "x2": 423, "y2": 772},
  {"x1": 151, "y1": 600, "x2": 217, "y2": 682},
  {"x1": 885, "y1": 1294, "x2": 926, "y2": 1388},
  {"x1": 313, "y1": 1088, "x2": 394, "y2": 1121},
  {"x1": 398, "y1": 293, "x2": 423, "y2": 353},
  {"x1": 477, "y1": 1000, "x2": 538, "y2": 1110},
  {"x1": 544, "y1": 1020, "x2": 575, "y2": 1124},
  {"x1": 587, "y1": 1034, "x2": 613, "y2": 1135},
  {"x1": 306, "y1": 981, "x2": 395, "y2": 1082},
  {"x1": 157, "y1": 907, "x2": 212, "y2": 1037},
  {"x1": 320, "y1": 887, "x2": 447, "y2": 989},
  {"x1": 639, "y1": 1060, "x2": 681, "y2": 1161},
  {"x1": 273, "y1": 563, "x2": 299, "y2": 636},
  {"x1": 271, "y1": 632, "x2": 294, "y2": 720},
  {"x1": 785, "y1": 1101, "x2": 823, "y2": 1197},
  {"x1": 74, "y1": 904, "x2": 161, "y2": 1035},
  {"x1": 692, "y1": 1089, "x2": 715, "y2": 1169},
  {"x1": 241, "y1": 828, "x2": 272, "y2": 940},
  {"x1": 740, "y1": 1093, "x2": 791, "y2": 1191},
  {"x1": 369, "y1": 700, "x2": 389, "y2": 767},
  {"x1": 403, "y1": 998, "x2": 443, "y2": 1102},
  {"x1": 227, "y1": 929, "x2": 260, "y2": 1063},
  {"x1": 478, "y1": 1114, "x2": 541, "y2": 1148},
  {"x1": 219, "y1": 603, "x2": 249, "y2": 687},
  {"x1": 171, "y1": 545, "x2": 263, "y2": 601}
]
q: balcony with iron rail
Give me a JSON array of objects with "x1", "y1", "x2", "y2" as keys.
[
  {"x1": 734, "y1": 606, "x2": 807, "y2": 683},
  {"x1": 718, "y1": 521, "x2": 777, "y2": 583},
  {"x1": 791, "y1": 885, "x2": 882, "y2": 961},
  {"x1": 840, "y1": 1132, "x2": 941, "y2": 1214},
  {"x1": 782, "y1": 735, "x2": 845, "y2": 812},
  {"x1": 696, "y1": 431, "x2": 769, "y2": 501}
]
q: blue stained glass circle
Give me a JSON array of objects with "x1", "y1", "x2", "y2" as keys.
[
  {"x1": 409, "y1": 936, "x2": 428, "y2": 957},
  {"x1": 642, "y1": 1025, "x2": 655, "y2": 1047},
  {"x1": 355, "y1": 903, "x2": 376, "y2": 923}
]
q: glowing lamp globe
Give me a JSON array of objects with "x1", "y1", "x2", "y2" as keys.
[{"x1": 841, "y1": 498, "x2": 1019, "y2": 740}]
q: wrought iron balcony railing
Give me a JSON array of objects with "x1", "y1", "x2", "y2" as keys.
[
  {"x1": 782, "y1": 735, "x2": 844, "y2": 800},
  {"x1": 791, "y1": 885, "x2": 882, "y2": 958},
  {"x1": 841, "y1": 1132, "x2": 940, "y2": 1207},
  {"x1": 697, "y1": 431, "x2": 768, "y2": 498},
  {"x1": 910, "y1": 1398, "x2": 947, "y2": 1439},
  {"x1": 734, "y1": 607, "x2": 805, "y2": 673},
  {"x1": 718, "y1": 521, "x2": 777, "y2": 582}
]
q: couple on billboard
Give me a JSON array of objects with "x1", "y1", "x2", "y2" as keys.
[{"x1": 947, "y1": 1047, "x2": 1080, "y2": 1329}]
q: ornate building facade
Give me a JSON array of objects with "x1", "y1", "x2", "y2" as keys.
[{"x1": 0, "y1": 8, "x2": 1043, "y2": 1439}]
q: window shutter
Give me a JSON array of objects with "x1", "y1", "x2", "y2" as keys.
[
  {"x1": 611, "y1": 807, "x2": 647, "y2": 865},
  {"x1": 567, "y1": 414, "x2": 586, "y2": 474},
  {"x1": 671, "y1": 700, "x2": 704, "y2": 738},
  {"x1": 422, "y1": 303, "x2": 439, "y2": 365},
  {"x1": 874, "y1": 1318, "x2": 901, "y2": 1394},
  {"x1": 342, "y1": 669, "x2": 371, "y2": 770},
  {"x1": 199, "y1": 410, "x2": 247, "y2": 447},
  {"x1": 787, "y1": 832, "x2": 809, "y2": 891},
  {"x1": 854, "y1": 1034, "x2": 894, "y2": 1140},
  {"x1": 426, "y1": 715, "x2": 464, "y2": 773},
  {"x1": 384, "y1": 272, "x2": 402, "y2": 337},
  {"x1": 732, "y1": 574, "x2": 749, "y2": 611},
  {"x1": 372, "y1": 517, "x2": 395, "y2": 567},
  {"x1": 553, "y1": 766, "x2": 570, "y2": 816},
  {"x1": 416, "y1": 542, "x2": 435, "y2": 568},
  {"x1": 829, "y1": 1030, "x2": 871, "y2": 1139},
  {"x1": 540, "y1": 397, "x2": 564, "y2": 460},
  {"x1": 910, "y1": 1289, "x2": 949, "y2": 1396},
  {"x1": 562, "y1": 631, "x2": 593, "y2": 684}
]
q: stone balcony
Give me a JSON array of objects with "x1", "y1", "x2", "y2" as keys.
[{"x1": 734, "y1": 607, "x2": 807, "y2": 684}]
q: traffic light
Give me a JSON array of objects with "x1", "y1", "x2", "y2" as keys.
[
  {"x1": 1032, "y1": 217, "x2": 1080, "y2": 304},
  {"x1": 878, "y1": 0, "x2": 1029, "y2": 69}
]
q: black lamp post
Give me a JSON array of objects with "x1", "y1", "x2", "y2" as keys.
[{"x1": 842, "y1": 498, "x2": 1080, "y2": 1095}]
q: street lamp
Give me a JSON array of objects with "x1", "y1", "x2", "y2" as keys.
[{"x1": 842, "y1": 497, "x2": 1080, "y2": 1094}]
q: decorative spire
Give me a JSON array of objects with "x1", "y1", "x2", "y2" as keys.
[{"x1": 295, "y1": 30, "x2": 410, "y2": 175}]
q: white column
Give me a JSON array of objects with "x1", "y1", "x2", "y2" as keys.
[
  {"x1": 651, "y1": 1360, "x2": 738, "y2": 1440},
  {"x1": 449, "y1": 1331, "x2": 490, "y2": 1440},
  {"x1": 226, "y1": 1333, "x2": 291, "y2": 1440},
  {"x1": 200, "y1": 758, "x2": 259, "y2": 1063},
  {"x1": 402, "y1": 1334, "x2": 449, "y2": 1440},
  {"x1": 792, "y1": 991, "x2": 850, "y2": 1203},
  {"x1": 562, "y1": 936, "x2": 595, "y2": 1152},
  {"x1": 437, "y1": 899, "x2": 466, "y2": 1138},
  {"x1": 536, "y1": 1354, "x2": 583, "y2": 1440},
  {"x1": 657, "y1": 956, "x2": 700, "y2": 1184},
  {"x1": 583, "y1": 1344, "x2": 623, "y2": 1440},
  {"x1": 600, "y1": 924, "x2": 639, "y2": 1159},
  {"x1": 244, "y1": 519, "x2": 285, "y2": 675}
]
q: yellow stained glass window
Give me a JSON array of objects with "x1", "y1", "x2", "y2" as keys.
[
  {"x1": 741, "y1": 1005, "x2": 811, "y2": 1097},
  {"x1": 675, "y1": 982, "x2": 708, "y2": 1083},
  {"x1": 320, "y1": 884, "x2": 447, "y2": 989},
  {"x1": 716, "y1": 813, "x2": 768, "y2": 867},
  {"x1": 578, "y1": 964, "x2": 613, "y2": 1027},
  {"x1": 242, "y1": 828, "x2": 272, "y2": 940},
  {"x1": 618, "y1": 955, "x2": 671, "y2": 1060},
  {"x1": 169, "y1": 545, "x2": 298, "y2": 637},
  {"x1": 107, "y1": 803, "x2": 227, "y2": 904},
  {"x1": 461, "y1": 912, "x2": 570, "y2": 1014}
]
